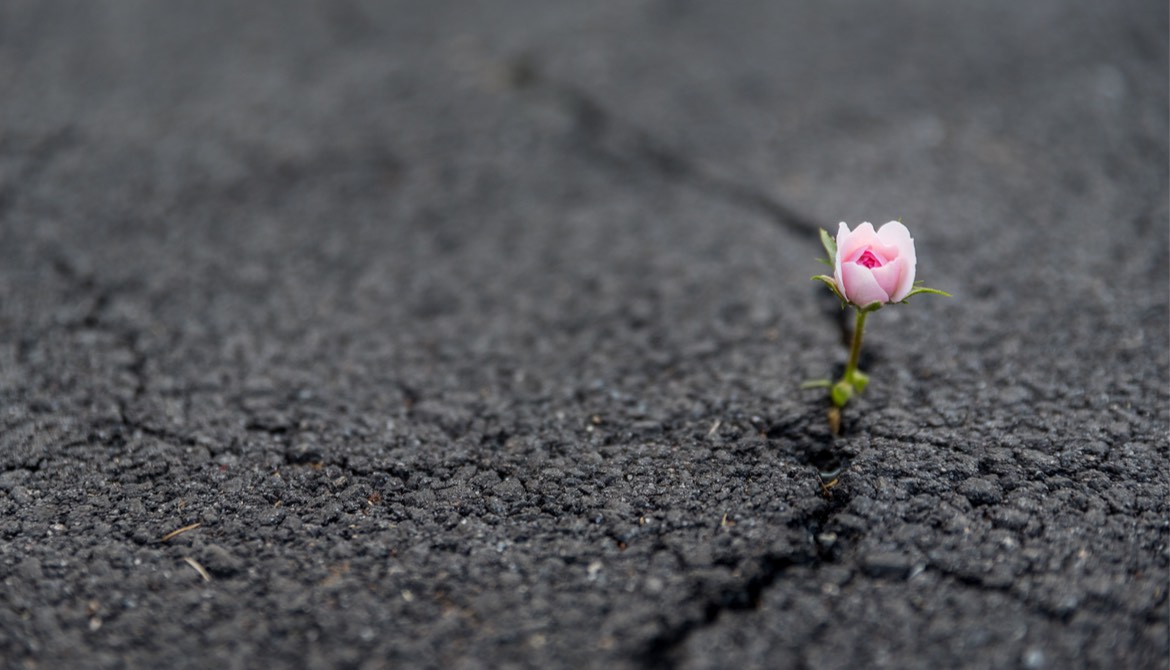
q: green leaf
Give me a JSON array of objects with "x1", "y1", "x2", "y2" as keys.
[
  {"x1": 831, "y1": 380, "x2": 853, "y2": 408},
  {"x1": 819, "y1": 228, "x2": 838, "y2": 263},
  {"x1": 811, "y1": 275, "x2": 845, "y2": 303},
  {"x1": 902, "y1": 286, "x2": 953, "y2": 300},
  {"x1": 815, "y1": 257, "x2": 832, "y2": 268},
  {"x1": 849, "y1": 369, "x2": 869, "y2": 393}
]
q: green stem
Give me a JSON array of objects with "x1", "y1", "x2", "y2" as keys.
[
  {"x1": 829, "y1": 307, "x2": 871, "y2": 408},
  {"x1": 844, "y1": 308, "x2": 867, "y2": 384}
]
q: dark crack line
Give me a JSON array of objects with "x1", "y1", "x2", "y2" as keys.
[
  {"x1": 925, "y1": 561, "x2": 1143, "y2": 627},
  {"x1": 510, "y1": 59, "x2": 856, "y2": 373},
  {"x1": 638, "y1": 551, "x2": 810, "y2": 670},
  {"x1": 637, "y1": 493, "x2": 851, "y2": 669},
  {"x1": 39, "y1": 256, "x2": 195, "y2": 450},
  {"x1": 505, "y1": 58, "x2": 822, "y2": 238},
  {"x1": 616, "y1": 384, "x2": 853, "y2": 666}
]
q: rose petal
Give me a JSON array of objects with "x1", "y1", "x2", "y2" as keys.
[
  {"x1": 892, "y1": 259, "x2": 915, "y2": 302},
  {"x1": 861, "y1": 246, "x2": 893, "y2": 265},
  {"x1": 840, "y1": 262, "x2": 891, "y2": 306},
  {"x1": 875, "y1": 221, "x2": 916, "y2": 301},
  {"x1": 833, "y1": 222, "x2": 849, "y2": 293},
  {"x1": 869, "y1": 257, "x2": 906, "y2": 301},
  {"x1": 875, "y1": 220, "x2": 913, "y2": 251},
  {"x1": 838, "y1": 222, "x2": 880, "y2": 264}
]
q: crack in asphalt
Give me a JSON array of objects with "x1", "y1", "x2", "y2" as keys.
[
  {"x1": 504, "y1": 57, "x2": 822, "y2": 239},
  {"x1": 637, "y1": 493, "x2": 851, "y2": 669},
  {"x1": 637, "y1": 551, "x2": 807, "y2": 669},
  {"x1": 503, "y1": 56, "x2": 859, "y2": 351},
  {"x1": 927, "y1": 561, "x2": 1112, "y2": 627},
  {"x1": 628, "y1": 413, "x2": 853, "y2": 668},
  {"x1": 38, "y1": 255, "x2": 193, "y2": 451}
]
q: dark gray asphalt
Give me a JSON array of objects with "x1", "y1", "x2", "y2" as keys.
[{"x1": 1, "y1": 2, "x2": 1167, "y2": 668}]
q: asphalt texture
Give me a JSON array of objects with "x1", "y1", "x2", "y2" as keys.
[{"x1": 1, "y1": 2, "x2": 1167, "y2": 669}]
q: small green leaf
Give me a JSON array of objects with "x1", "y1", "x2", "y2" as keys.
[
  {"x1": 815, "y1": 257, "x2": 832, "y2": 268},
  {"x1": 902, "y1": 286, "x2": 953, "y2": 300},
  {"x1": 831, "y1": 380, "x2": 853, "y2": 408},
  {"x1": 819, "y1": 228, "x2": 838, "y2": 262},
  {"x1": 801, "y1": 379, "x2": 832, "y2": 389},
  {"x1": 849, "y1": 369, "x2": 869, "y2": 393},
  {"x1": 811, "y1": 274, "x2": 846, "y2": 303}
]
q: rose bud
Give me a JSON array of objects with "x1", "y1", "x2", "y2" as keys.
[{"x1": 833, "y1": 221, "x2": 917, "y2": 308}]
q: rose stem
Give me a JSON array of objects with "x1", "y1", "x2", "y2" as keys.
[{"x1": 843, "y1": 307, "x2": 868, "y2": 386}]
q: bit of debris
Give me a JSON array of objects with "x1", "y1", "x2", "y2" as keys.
[
  {"x1": 182, "y1": 557, "x2": 212, "y2": 582},
  {"x1": 160, "y1": 522, "x2": 202, "y2": 542}
]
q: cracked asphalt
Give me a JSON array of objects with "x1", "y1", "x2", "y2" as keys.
[{"x1": 1, "y1": 1, "x2": 1167, "y2": 668}]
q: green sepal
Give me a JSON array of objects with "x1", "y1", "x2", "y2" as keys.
[
  {"x1": 819, "y1": 228, "x2": 838, "y2": 263},
  {"x1": 811, "y1": 274, "x2": 845, "y2": 304},
  {"x1": 831, "y1": 380, "x2": 853, "y2": 408}
]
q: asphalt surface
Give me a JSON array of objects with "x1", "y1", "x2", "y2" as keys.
[{"x1": 1, "y1": 1, "x2": 1167, "y2": 668}]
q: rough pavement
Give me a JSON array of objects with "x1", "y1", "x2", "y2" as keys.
[{"x1": 1, "y1": 1, "x2": 1167, "y2": 668}]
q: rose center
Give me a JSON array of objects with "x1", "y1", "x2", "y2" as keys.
[{"x1": 857, "y1": 250, "x2": 884, "y2": 269}]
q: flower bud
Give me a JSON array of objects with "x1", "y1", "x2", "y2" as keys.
[{"x1": 833, "y1": 221, "x2": 917, "y2": 307}]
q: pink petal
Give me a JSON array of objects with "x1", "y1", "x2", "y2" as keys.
[
  {"x1": 892, "y1": 259, "x2": 915, "y2": 302},
  {"x1": 840, "y1": 262, "x2": 891, "y2": 306},
  {"x1": 833, "y1": 222, "x2": 849, "y2": 293},
  {"x1": 838, "y1": 222, "x2": 880, "y2": 264},
  {"x1": 869, "y1": 257, "x2": 906, "y2": 301},
  {"x1": 875, "y1": 220, "x2": 914, "y2": 252},
  {"x1": 875, "y1": 221, "x2": 916, "y2": 301}
]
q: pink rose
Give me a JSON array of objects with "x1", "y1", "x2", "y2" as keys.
[{"x1": 834, "y1": 221, "x2": 917, "y2": 307}]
